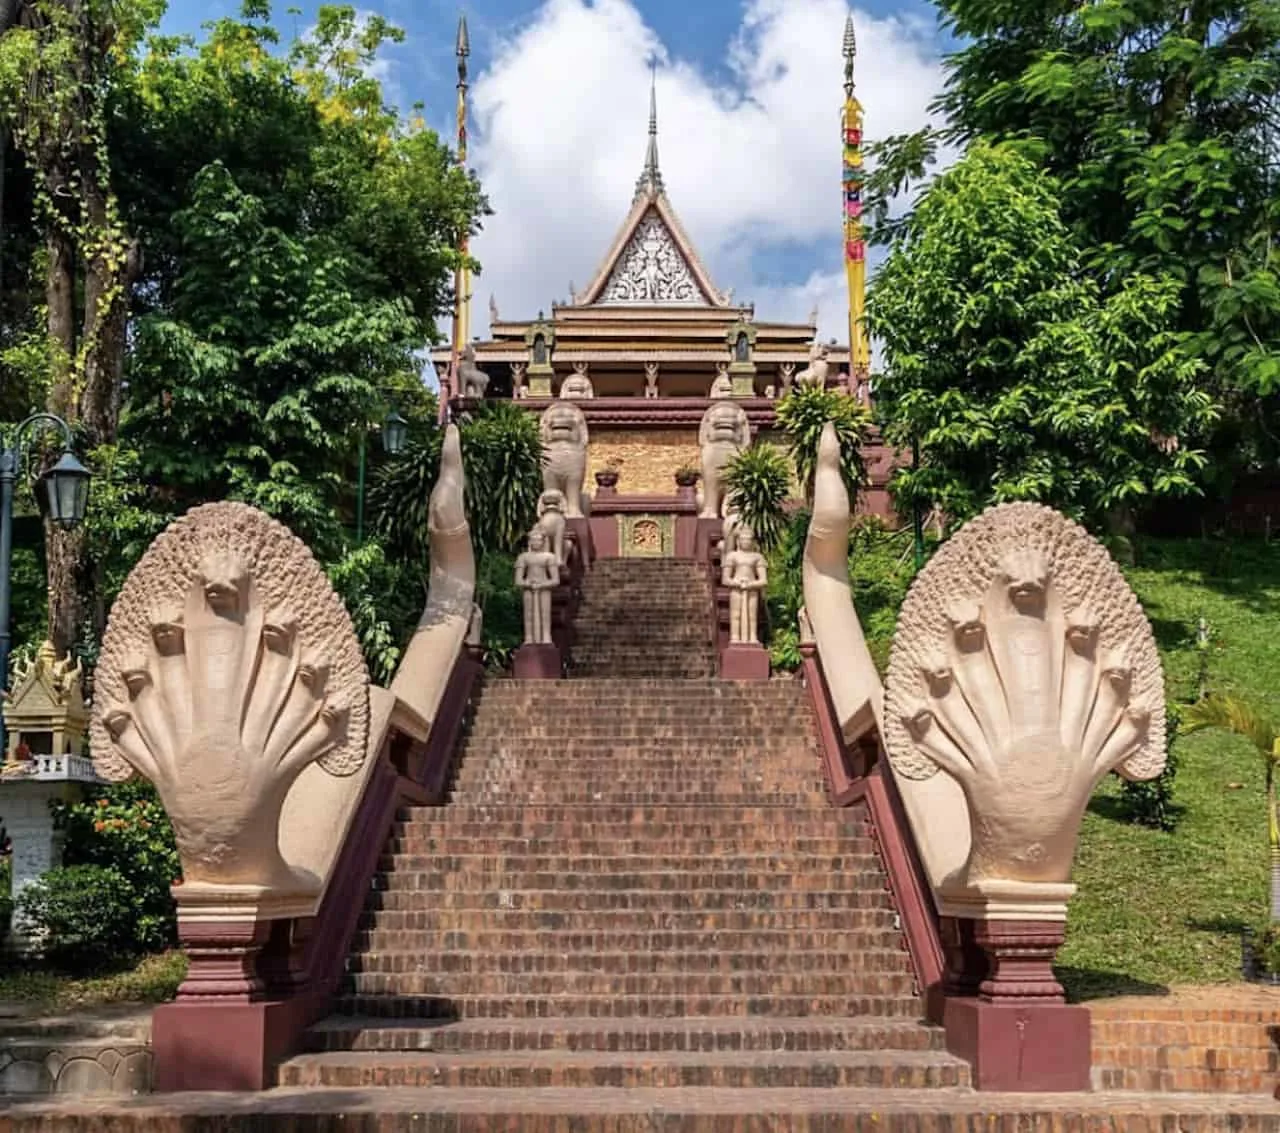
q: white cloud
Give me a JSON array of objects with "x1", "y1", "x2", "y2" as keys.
[{"x1": 462, "y1": 0, "x2": 945, "y2": 345}]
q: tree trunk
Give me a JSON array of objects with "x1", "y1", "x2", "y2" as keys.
[{"x1": 44, "y1": 223, "x2": 76, "y2": 413}]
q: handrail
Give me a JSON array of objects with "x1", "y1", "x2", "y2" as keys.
[{"x1": 800, "y1": 645, "x2": 948, "y2": 1022}]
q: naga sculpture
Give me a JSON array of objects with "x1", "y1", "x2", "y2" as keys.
[
  {"x1": 795, "y1": 341, "x2": 830, "y2": 389},
  {"x1": 91, "y1": 503, "x2": 370, "y2": 895},
  {"x1": 457, "y1": 345, "x2": 489, "y2": 399},
  {"x1": 884, "y1": 504, "x2": 1165, "y2": 887},
  {"x1": 540, "y1": 402, "x2": 589, "y2": 518},
  {"x1": 698, "y1": 400, "x2": 750, "y2": 519}
]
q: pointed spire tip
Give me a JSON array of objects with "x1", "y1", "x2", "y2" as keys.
[{"x1": 456, "y1": 13, "x2": 470, "y2": 58}]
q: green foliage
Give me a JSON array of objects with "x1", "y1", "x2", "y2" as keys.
[
  {"x1": 872, "y1": 0, "x2": 1280, "y2": 489},
  {"x1": 326, "y1": 540, "x2": 422, "y2": 684},
  {"x1": 474, "y1": 550, "x2": 522, "y2": 672},
  {"x1": 723, "y1": 443, "x2": 791, "y2": 552},
  {"x1": 764, "y1": 511, "x2": 809, "y2": 670},
  {"x1": 1118, "y1": 702, "x2": 1182, "y2": 832},
  {"x1": 775, "y1": 385, "x2": 871, "y2": 505},
  {"x1": 18, "y1": 864, "x2": 137, "y2": 970},
  {"x1": 867, "y1": 143, "x2": 1216, "y2": 530},
  {"x1": 51, "y1": 780, "x2": 180, "y2": 955},
  {"x1": 0, "y1": 853, "x2": 11, "y2": 948}
]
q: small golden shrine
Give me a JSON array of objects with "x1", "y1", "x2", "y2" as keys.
[{"x1": 2, "y1": 640, "x2": 88, "y2": 763}]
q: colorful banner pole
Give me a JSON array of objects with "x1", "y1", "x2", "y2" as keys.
[
  {"x1": 445, "y1": 14, "x2": 472, "y2": 421},
  {"x1": 841, "y1": 15, "x2": 870, "y2": 384}
]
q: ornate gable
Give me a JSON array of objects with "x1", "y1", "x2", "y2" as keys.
[{"x1": 598, "y1": 209, "x2": 707, "y2": 305}]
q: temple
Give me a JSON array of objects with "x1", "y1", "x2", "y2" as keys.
[{"x1": 433, "y1": 48, "x2": 892, "y2": 535}]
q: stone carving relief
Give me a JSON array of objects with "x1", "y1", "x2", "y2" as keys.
[
  {"x1": 722, "y1": 527, "x2": 767, "y2": 645},
  {"x1": 644, "y1": 362, "x2": 660, "y2": 399},
  {"x1": 698, "y1": 401, "x2": 750, "y2": 519},
  {"x1": 91, "y1": 502, "x2": 370, "y2": 896},
  {"x1": 457, "y1": 345, "x2": 489, "y2": 399},
  {"x1": 515, "y1": 529, "x2": 559, "y2": 645},
  {"x1": 884, "y1": 502, "x2": 1166, "y2": 888},
  {"x1": 540, "y1": 402, "x2": 589, "y2": 518},
  {"x1": 599, "y1": 215, "x2": 706, "y2": 305}
]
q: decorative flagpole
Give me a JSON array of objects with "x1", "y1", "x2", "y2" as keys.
[
  {"x1": 445, "y1": 13, "x2": 472, "y2": 421},
  {"x1": 841, "y1": 15, "x2": 871, "y2": 385}
]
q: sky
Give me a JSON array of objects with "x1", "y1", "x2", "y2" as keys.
[{"x1": 159, "y1": 0, "x2": 952, "y2": 349}]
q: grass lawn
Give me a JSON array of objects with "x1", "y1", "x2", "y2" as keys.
[{"x1": 0, "y1": 950, "x2": 186, "y2": 1010}]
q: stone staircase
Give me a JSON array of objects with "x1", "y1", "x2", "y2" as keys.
[
  {"x1": 277, "y1": 559, "x2": 973, "y2": 1104},
  {"x1": 569, "y1": 557, "x2": 717, "y2": 678}
]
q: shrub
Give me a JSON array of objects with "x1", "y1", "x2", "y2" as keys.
[
  {"x1": 18, "y1": 864, "x2": 136, "y2": 969},
  {"x1": 0, "y1": 854, "x2": 11, "y2": 948},
  {"x1": 51, "y1": 780, "x2": 181, "y2": 954},
  {"x1": 775, "y1": 385, "x2": 871, "y2": 504},
  {"x1": 1117, "y1": 701, "x2": 1182, "y2": 831},
  {"x1": 723, "y1": 443, "x2": 791, "y2": 552},
  {"x1": 474, "y1": 550, "x2": 522, "y2": 672}
]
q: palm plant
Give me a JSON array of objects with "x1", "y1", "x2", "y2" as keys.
[
  {"x1": 1182, "y1": 695, "x2": 1280, "y2": 922},
  {"x1": 775, "y1": 385, "x2": 871, "y2": 506},
  {"x1": 723, "y1": 443, "x2": 791, "y2": 552}
]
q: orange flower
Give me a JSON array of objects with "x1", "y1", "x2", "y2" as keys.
[{"x1": 93, "y1": 820, "x2": 105, "y2": 833}]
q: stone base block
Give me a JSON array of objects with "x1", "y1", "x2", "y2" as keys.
[
  {"x1": 152, "y1": 997, "x2": 307, "y2": 1092},
  {"x1": 945, "y1": 997, "x2": 1091, "y2": 1092},
  {"x1": 513, "y1": 643, "x2": 562, "y2": 679},
  {"x1": 720, "y1": 643, "x2": 770, "y2": 681}
]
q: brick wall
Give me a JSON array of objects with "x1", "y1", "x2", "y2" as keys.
[{"x1": 1090, "y1": 989, "x2": 1280, "y2": 1094}]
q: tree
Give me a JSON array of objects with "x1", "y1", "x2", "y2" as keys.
[
  {"x1": 723, "y1": 443, "x2": 791, "y2": 552},
  {"x1": 866, "y1": 143, "x2": 1216, "y2": 529},
  {"x1": 1182, "y1": 695, "x2": 1280, "y2": 922},
  {"x1": 869, "y1": 0, "x2": 1280, "y2": 492},
  {"x1": 0, "y1": 0, "x2": 157, "y2": 653},
  {"x1": 774, "y1": 385, "x2": 871, "y2": 508}
]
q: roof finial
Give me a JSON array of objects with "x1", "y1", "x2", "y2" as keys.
[
  {"x1": 456, "y1": 13, "x2": 470, "y2": 71},
  {"x1": 635, "y1": 60, "x2": 665, "y2": 201},
  {"x1": 843, "y1": 13, "x2": 856, "y2": 100}
]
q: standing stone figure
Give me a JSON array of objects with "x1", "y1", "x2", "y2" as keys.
[
  {"x1": 710, "y1": 363, "x2": 733, "y2": 399},
  {"x1": 644, "y1": 362, "x2": 660, "y2": 399},
  {"x1": 698, "y1": 401, "x2": 750, "y2": 518},
  {"x1": 535, "y1": 489, "x2": 569, "y2": 566},
  {"x1": 722, "y1": 528, "x2": 767, "y2": 644},
  {"x1": 532, "y1": 333, "x2": 548, "y2": 367},
  {"x1": 540, "y1": 402, "x2": 589, "y2": 518},
  {"x1": 457, "y1": 345, "x2": 489, "y2": 399},
  {"x1": 515, "y1": 529, "x2": 560, "y2": 645},
  {"x1": 734, "y1": 331, "x2": 751, "y2": 363},
  {"x1": 779, "y1": 362, "x2": 797, "y2": 395},
  {"x1": 795, "y1": 341, "x2": 830, "y2": 389}
]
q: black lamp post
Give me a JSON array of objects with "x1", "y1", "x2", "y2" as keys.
[
  {"x1": 355, "y1": 409, "x2": 409, "y2": 544},
  {"x1": 0, "y1": 413, "x2": 92, "y2": 754}
]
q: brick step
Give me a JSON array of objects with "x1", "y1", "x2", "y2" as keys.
[
  {"x1": 469, "y1": 680, "x2": 802, "y2": 696},
  {"x1": 334, "y1": 992, "x2": 925, "y2": 1020},
  {"x1": 275, "y1": 1048, "x2": 968, "y2": 1090},
  {"x1": 566, "y1": 667, "x2": 719, "y2": 679},
  {"x1": 393, "y1": 810, "x2": 869, "y2": 832},
  {"x1": 447, "y1": 792, "x2": 829, "y2": 806},
  {"x1": 375, "y1": 855, "x2": 877, "y2": 874},
  {"x1": 458, "y1": 729, "x2": 815, "y2": 742},
  {"x1": 344, "y1": 973, "x2": 920, "y2": 1000},
  {"x1": 353, "y1": 929, "x2": 906, "y2": 954},
  {"x1": 302, "y1": 1015, "x2": 945, "y2": 1055},
  {"x1": 381, "y1": 836, "x2": 877, "y2": 855},
  {"x1": 21, "y1": 1088, "x2": 1280, "y2": 1131},
  {"x1": 347, "y1": 950, "x2": 912, "y2": 977},
  {"x1": 359, "y1": 911, "x2": 900, "y2": 934},
  {"x1": 366, "y1": 891, "x2": 896, "y2": 913},
  {"x1": 451, "y1": 769, "x2": 824, "y2": 785},
  {"x1": 371, "y1": 871, "x2": 888, "y2": 894}
]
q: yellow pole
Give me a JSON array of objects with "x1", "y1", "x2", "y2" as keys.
[
  {"x1": 842, "y1": 16, "x2": 870, "y2": 382},
  {"x1": 447, "y1": 14, "x2": 471, "y2": 418}
]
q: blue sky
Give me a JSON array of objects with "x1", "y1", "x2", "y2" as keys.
[{"x1": 158, "y1": 0, "x2": 950, "y2": 345}]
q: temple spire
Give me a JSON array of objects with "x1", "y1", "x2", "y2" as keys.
[
  {"x1": 446, "y1": 11, "x2": 473, "y2": 420},
  {"x1": 843, "y1": 12, "x2": 856, "y2": 99},
  {"x1": 635, "y1": 62, "x2": 665, "y2": 201},
  {"x1": 842, "y1": 12, "x2": 871, "y2": 379}
]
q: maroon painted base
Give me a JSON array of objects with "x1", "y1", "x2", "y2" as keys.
[
  {"x1": 720, "y1": 643, "x2": 770, "y2": 681},
  {"x1": 944, "y1": 997, "x2": 1091, "y2": 1092},
  {"x1": 152, "y1": 996, "x2": 311, "y2": 1092},
  {"x1": 694, "y1": 517, "x2": 725, "y2": 563},
  {"x1": 513, "y1": 642, "x2": 562, "y2": 679}
]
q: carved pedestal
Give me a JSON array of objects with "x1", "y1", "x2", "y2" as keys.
[
  {"x1": 513, "y1": 643, "x2": 562, "y2": 679},
  {"x1": 527, "y1": 367, "x2": 553, "y2": 398},
  {"x1": 943, "y1": 919, "x2": 1090, "y2": 1091},
  {"x1": 720, "y1": 643, "x2": 770, "y2": 682}
]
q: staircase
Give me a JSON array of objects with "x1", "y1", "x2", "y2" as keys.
[
  {"x1": 278, "y1": 554, "x2": 972, "y2": 1111},
  {"x1": 570, "y1": 557, "x2": 718, "y2": 678}
]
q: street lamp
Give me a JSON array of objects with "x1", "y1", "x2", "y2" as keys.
[
  {"x1": 0, "y1": 413, "x2": 92, "y2": 753},
  {"x1": 356, "y1": 409, "x2": 409, "y2": 544}
]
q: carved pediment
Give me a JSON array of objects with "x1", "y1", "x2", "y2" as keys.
[{"x1": 598, "y1": 212, "x2": 710, "y2": 306}]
